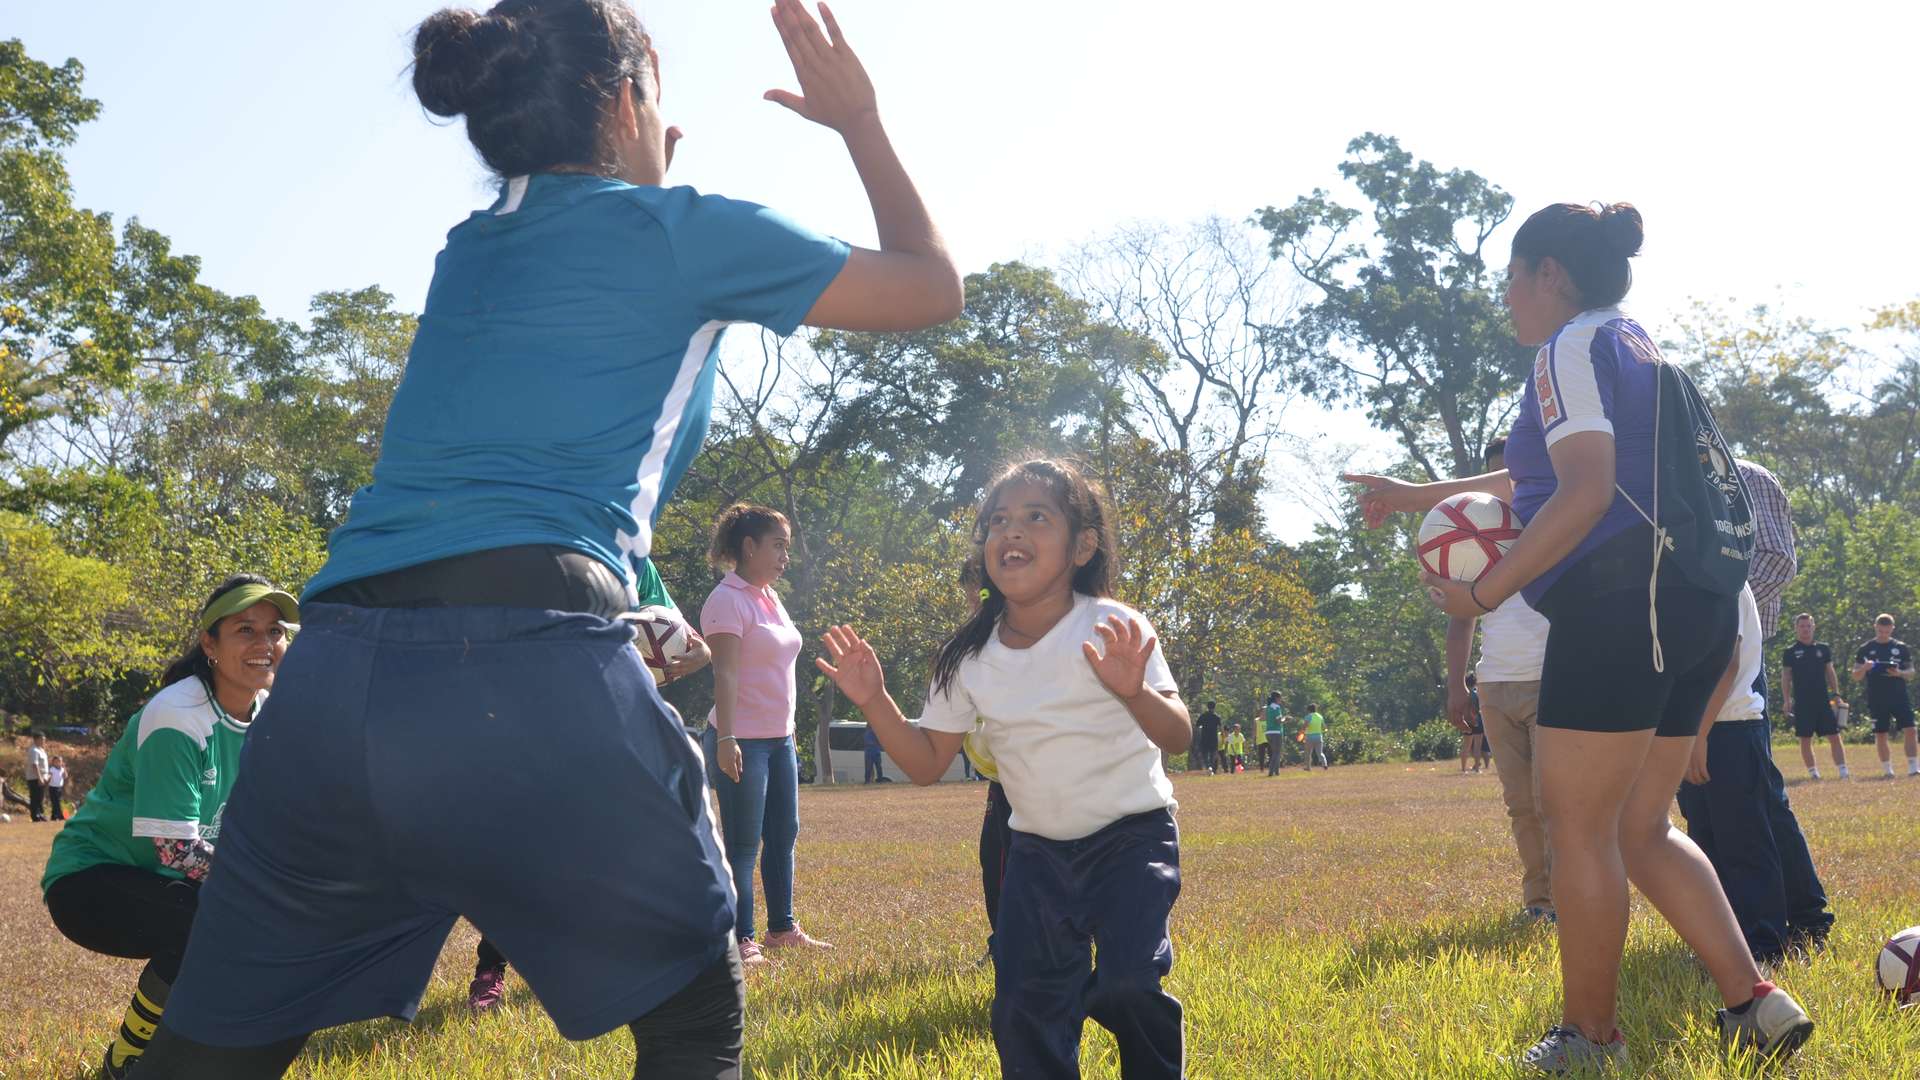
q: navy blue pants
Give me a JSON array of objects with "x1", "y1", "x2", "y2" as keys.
[
  {"x1": 1677, "y1": 708, "x2": 1833, "y2": 962},
  {"x1": 992, "y1": 808, "x2": 1183, "y2": 1079},
  {"x1": 161, "y1": 603, "x2": 736, "y2": 1047},
  {"x1": 863, "y1": 747, "x2": 885, "y2": 782}
]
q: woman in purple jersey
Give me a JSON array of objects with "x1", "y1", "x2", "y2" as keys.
[{"x1": 1350, "y1": 204, "x2": 1811, "y2": 1072}]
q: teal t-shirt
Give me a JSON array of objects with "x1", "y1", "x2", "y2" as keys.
[
  {"x1": 303, "y1": 174, "x2": 850, "y2": 605},
  {"x1": 42, "y1": 678, "x2": 257, "y2": 894},
  {"x1": 1264, "y1": 704, "x2": 1286, "y2": 735}
]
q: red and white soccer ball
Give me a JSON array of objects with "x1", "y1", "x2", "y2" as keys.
[
  {"x1": 1417, "y1": 492, "x2": 1523, "y2": 583},
  {"x1": 624, "y1": 605, "x2": 695, "y2": 686},
  {"x1": 1877, "y1": 925, "x2": 1920, "y2": 1006}
]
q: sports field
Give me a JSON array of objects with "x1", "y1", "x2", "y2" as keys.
[{"x1": 4, "y1": 759, "x2": 1917, "y2": 1079}]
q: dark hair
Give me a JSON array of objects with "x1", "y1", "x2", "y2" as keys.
[
  {"x1": 1484, "y1": 436, "x2": 1508, "y2": 469},
  {"x1": 412, "y1": 0, "x2": 653, "y2": 177},
  {"x1": 1877, "y1": 613, "x2": 1896, "y2": 627},
  {"x1": 1308, "y1": 702, "x2": 1321, "y2": 712},
  {"x1": 160, "y1": 574, "x2": 276, "y2": 697},
  {"x1": 1510, "y1": 202, "x2": 1644, "y2": 310},
  {"x1": 1204, "y1": 700, "x2": 1217, "y2": 710},
  {"x1": 931, "y1": 459, "x2": 1117, "y2": 695},
  {"x1": 1267, "y1": 692, "x2": 1281, "y2": 704},
  {"x1": 708, "y1": 504, "x2": 789, "y2": 570}
]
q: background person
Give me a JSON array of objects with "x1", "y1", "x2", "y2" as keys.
[
  {"x1": 1852, "y1": 613, "x2": 1917, "y2": 777},
  {"x1": 1301, "y1": 705, "x2": 1328, "y2": 771},
  {"x1": 1263, "y1": 693, "x2": 1287, "y2": 776},
  {"x1": 1193, "y1": 701, "x2": 1221, "y2": 774},
  {"x1": 40, "y1": 575, "x2": 295, "y2": 1079},
  {"x1": 1782, "y1": 614, "x2": 1847, "y2": 779},
  {"x1": 26, "y1": 733, "x2": 49, "y2": 822},
  {"x1": 47, "y1": 754, "x2": 67, "y2": 821},
  {"x1": 702, "y1": 504, "x2": 832, "y2": 964}
]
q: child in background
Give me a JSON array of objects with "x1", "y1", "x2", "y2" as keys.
[
  {"x1": 1225, "y1": 724, "x2": 1247, "y2": 772},
  {"x1": 816, "y1": 458, "x2": 1191, "y2": 1078},
  {"x1": 1302, "y1": 705, "x2": 1329, "y2": 771},
  {"x1": 47, "y1": 755, "x2": 67, "y2": 821}
]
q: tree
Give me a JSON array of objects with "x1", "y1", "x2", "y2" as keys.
[
  {"x1": 1258, "y1": 133, "x2": 1530, "y2": 481},
  {"x1": 0, "y1": 510, "x2": 150, "y2": 720}
]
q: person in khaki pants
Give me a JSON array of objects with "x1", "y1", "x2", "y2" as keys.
[{"x1": 1443, "y1": 436, "x2": 1555, "y2": 922}]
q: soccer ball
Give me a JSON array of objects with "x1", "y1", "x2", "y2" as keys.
[
  {"x1": 1418, "y1": 492, "x2": 1523, "y2": 583},
  {"x1": 624, "y1": 605, "x2": 695, "y2": 686},
  {"x1": 1877, "y1": 925, "x2": 1920, "y2": 1005}
]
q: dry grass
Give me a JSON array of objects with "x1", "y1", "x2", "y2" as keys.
[{"x1": 2, "y1": 753, "x2": 1917, "y2": 1078}]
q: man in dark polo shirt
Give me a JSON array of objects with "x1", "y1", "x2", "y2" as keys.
[
  {"x1": 1781, "y1": 613, "x2": 1847, "y2": 780},
  {"x1": 1852, "y1": 614, "x2": 1917, "y2": 778}
]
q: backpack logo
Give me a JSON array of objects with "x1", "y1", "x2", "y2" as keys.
[{"x1": 1695, "y1": 422, "x2": 1740, "y2": 500}]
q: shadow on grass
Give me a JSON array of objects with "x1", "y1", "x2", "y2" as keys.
[
  {"x1": 750, "y1": 958, "x2": 994, "y2": 1072},
  {"x1": 1322, "y1": 913, "x2": 1547, "y2": 990}
]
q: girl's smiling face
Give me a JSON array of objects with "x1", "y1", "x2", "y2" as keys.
[{"x1": 982, "y1": 480, "x2": 1095, "y2": 605}]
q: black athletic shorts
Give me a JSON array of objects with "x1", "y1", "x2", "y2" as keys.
[
  {"x1": 1792, "y1": 698, "x2": 1839, "y2": 738},
  {"x1": 1533, "y1": 537, "x2": 1737, "y2": 738},
  {"x1": 1869, "y1": 697, "x2": 1917, "y2": 734}
]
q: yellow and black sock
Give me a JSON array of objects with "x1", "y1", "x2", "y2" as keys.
[{"x1": 105, "y1": 966, "x2": 169, "y2": 1071}]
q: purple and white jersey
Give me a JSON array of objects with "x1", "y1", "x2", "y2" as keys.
[{"x1": 1504, "y1": 307, "x2": 1663, "y2": 606}]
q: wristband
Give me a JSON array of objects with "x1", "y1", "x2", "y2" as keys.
[
  {"x1": 717, "y1": 735, "x2": 738, "y2": 744},
  {"x1": 1468, "y1": 581, "x2": 1496, "y2": 614}
]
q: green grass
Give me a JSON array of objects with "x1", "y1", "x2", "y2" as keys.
[{"x1": 3, "y1": 761, "x2": 1917, "y2": 1078}]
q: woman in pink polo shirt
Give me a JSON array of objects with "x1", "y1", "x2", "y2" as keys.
[{"x1": 701, "y1": 503, "x2": 831, "y2": 965}]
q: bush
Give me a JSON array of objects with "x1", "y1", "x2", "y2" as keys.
[
  {"x1": 1324, "y1": 726, "x2": 1396, "y2": 765},
  {"x1": 1406, "y1": 719, "x2": 1460, "y2": 762}
]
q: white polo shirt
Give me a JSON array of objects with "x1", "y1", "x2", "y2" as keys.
[
  {"x1": 1716, "y1": 586, "x2": 1765, "y2": 724},
  {"x1": 918, "y1": 594, "x2": 1179, "y2": 842},
  {"x1": 1476, "y1": 593, "x2": 1550, "y2": 684}
]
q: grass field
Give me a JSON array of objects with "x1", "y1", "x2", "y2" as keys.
[{"x1": 4, "y1": 757, "x2": 1918, "y2": 1079}]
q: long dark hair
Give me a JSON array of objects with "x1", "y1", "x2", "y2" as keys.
[
  {"x1": 930, "y1": 459, "x2": 1116, "y2": 696},
  {"x1": 160, "y1": 574, "x2": 275, "y2": 699},
  {"x1": 411, "y1": 0, "x2": 654, "y2": 177},
  {"x1": 1510, "y1": 201, "x2": 1644, "y2": 310}
]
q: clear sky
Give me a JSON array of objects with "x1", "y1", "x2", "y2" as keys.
[{"x1": 13, "y1": 0, "x2": 1919, "y2": 532}]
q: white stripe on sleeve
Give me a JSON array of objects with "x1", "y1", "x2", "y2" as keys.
[{"x1": 131, "y1": 817, "x2": 201, "y2": 840}]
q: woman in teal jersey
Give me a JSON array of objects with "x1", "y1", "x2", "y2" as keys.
[
  {"x1": 41, "y1": 575, "x2": 297, "y2": 1079},
  {"x1": 137, "y1": 2, "x2": 959, "y2": 1078}
]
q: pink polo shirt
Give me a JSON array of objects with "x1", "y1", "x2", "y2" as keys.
[{"x1": 700, "y1": 572, "x2": 803, "y2": 739}]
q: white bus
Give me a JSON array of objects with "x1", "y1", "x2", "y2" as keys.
[{"x1": 823, "y1": 720, "x2": 973, "y2": 784}]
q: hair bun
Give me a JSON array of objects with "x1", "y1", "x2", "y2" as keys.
[
  {"x1": 1597, "y1": 202, "x2": 1644, "y2": 258},
  {"x1": 412, "y1": 7, "x2": 537, "y2": 119}
]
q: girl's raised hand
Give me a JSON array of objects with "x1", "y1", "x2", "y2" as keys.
[
  {"x1": 1083, "y1": 614, "x2": 1155, "y2": 702},
  {"x1": 764, "y1": 0, "x2": 879, "y2": 135},
  {"x1": 815, "y1": 624, "x2": 887, "y2": 708}
]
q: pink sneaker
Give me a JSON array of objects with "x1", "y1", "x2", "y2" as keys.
[
  {"x1": 466, "y1": 967, "x2": 507, "y2": 1013},
  {"x1": 763, "y1": 925, "x2": 834, "y2": 950},
  {"x1": 738, "y1": 938, "x2": 770, "y2": 965}
]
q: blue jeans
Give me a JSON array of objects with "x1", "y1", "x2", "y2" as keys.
[
  {"x1": 703, "y1": 730, "x2": 799, "y2": 941},
  {"x1": 1676, "y1": 711, "x2": 1834, "y2": 961},
  {"x1": 992, "y1": 809, "x2": 1183, "y2": 1079},
  {"x1": 863, "y1": 748, "x2": 885, "y2": 782}
]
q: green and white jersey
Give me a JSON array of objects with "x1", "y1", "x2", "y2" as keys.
[
  {"x1": 41, "y1": 678, "x2": 260, "y2": 894},
  {"x1": 632, "y1": 554, "x2": 676, "y2": 611}
]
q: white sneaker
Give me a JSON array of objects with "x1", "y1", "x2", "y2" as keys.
[
  {"x1": 1807, "y1": 769, "x2": 1821, "y2": 780},
  {"x1": 1717, "y1": 983, "x2": 1813, "y2": 1060}
]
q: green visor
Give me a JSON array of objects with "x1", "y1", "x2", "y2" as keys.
[{"x1": 198, "y1": 583, "x2": 301, "y2": 633}]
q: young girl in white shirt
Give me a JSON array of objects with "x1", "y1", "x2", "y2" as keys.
[{"x1": 817, "y1": 458, "x2": 1192, "y2": 1079}]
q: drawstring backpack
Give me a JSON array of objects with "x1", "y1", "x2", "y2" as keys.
[{"x1": 1607, "y1": 360, "x2": 1754, "y2": 671}]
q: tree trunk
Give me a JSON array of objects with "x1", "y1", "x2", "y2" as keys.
[{"x1": 814, "y1": 678, "x2": 837, "y2": 785}]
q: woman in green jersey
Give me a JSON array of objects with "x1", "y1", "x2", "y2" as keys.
[{"x1": 40, "y1": 575, "x2": 297, "y2": 1079}]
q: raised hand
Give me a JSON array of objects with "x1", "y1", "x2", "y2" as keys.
[
  {"x1": 815, "y1": 624, "x2": 887, "y2": 708},
  {"x1": 1342, "y1": 472, "x2": 1429, "y2": 529},
  {"x1": 1082, "y1": 614, "x2": 1155, "y2": 702},
  {"x1": 765, "y1": 0, "x2": 879, "y2": 135}
]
